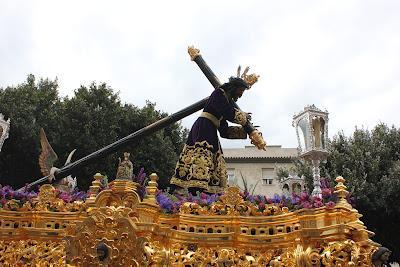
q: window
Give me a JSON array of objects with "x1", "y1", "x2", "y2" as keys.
[
  {"x1": 261, "y1": 168, "x2": 274, "y2": 186},
  {"x1": 227, "y1": 168, "x2": 235, "y2": 185},
  {"x1": 261, "y1": 178, "x2": 273, "y2": 185}
]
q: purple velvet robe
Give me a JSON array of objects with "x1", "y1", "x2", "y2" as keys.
[{"x1": 170, "y1": 88, "x2": 248, "y2": 194}]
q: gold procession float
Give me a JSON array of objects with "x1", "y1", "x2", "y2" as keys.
[
  {"x1": 0, "y1": 173, "x2": 378, "y2": 266},
  {"x1": 0, "y1": 47, "x2": 380, "y2": 266}
]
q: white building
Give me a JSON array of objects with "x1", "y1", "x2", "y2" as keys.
[{"x1": 224, "y1": 145, "x2": 305, "y2": 196}]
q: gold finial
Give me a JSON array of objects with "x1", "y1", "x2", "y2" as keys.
[
  {"x1": 88, "y1": 172, "x2": 103, "y2": 199},
  {"x1": 188, "y1": 46, "x2": 201, "y2": 61},
  {"x1": 145, "y1": 173, "x2": 159, "y2": 203},
  {"x1": 334, "y1": 176, "x2": 352, "y2": 209}
]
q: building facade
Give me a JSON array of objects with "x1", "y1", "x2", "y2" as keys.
[{"x1": 224, "y1": 145, "x2": 304, "y2": 196}]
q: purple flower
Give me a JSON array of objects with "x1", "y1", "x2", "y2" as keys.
[
  {"x1": 59, "y1": 192, "x2": 73, "y2": 203},
  {"x1": 311, "y1": 196, "x2": 322, "y2": 203},
  {"x1": 300, "y1": 192, "x2": 309, "y2": 201},
  {"x1": 291, "y1": 195, "x2": 300, "y2": 205},
  {"x1": 313, "y1": 201, "x2": 324, "y2": 208},
  {"x1": 248, "y1": 195, "x2": 255, "y2": 203},
  {"x1": 302, "y1": 201, "x2": 313, "y2": 209},
  {"x1": 134, "y1": 167, "x2": 146, "y2": 184},
  {"x1": 321, "y1": 188, "x2": 332, "y2": 197},
  {"x1": 272, "y1": 194, "x2": 281, "y2": 203},
  {"x1": 325, "y1": 201, "x2": 335, "y2": 209},
  {"x1": 156, "y1": 192, "x2": 175, "y2": 213},
  {"x1": 206, "y1": 194, "x2": 219, "y2": 205},
  {"x1": 320, "y1": 177, "x2": 330, "y2": 189}
]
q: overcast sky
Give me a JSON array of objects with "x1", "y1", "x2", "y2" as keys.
[{"x1": 1, "y1": 0, "x2": 399, "y2": 149}]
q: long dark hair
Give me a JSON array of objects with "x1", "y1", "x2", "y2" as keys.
[{"x1": 220, "y1": 77, "x2": 249, "y2": 93}]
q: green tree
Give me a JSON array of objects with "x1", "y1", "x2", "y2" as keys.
[
  {"x1": 325, "y1": 124, "x2": 400, "y2": 261},
  {"x1": 0, "y1": 75, "x2": 187, "y2": 190},
  {"x1": 0, "y1": 75, "x2": 62, "y2": 185},
  {"x1": 288, "y1": 124, "x2": 400, "y2": 261},
  {"x1": 281, "y1": 124, "x2": 400, "y2": 261}
]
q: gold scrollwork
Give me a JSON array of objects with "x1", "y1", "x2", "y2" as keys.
[
  {"x1": 65, "y1": 206, "x2": 145, "y2": 266},
  {"x1": 0, "y1": 240, "x2": 65, "y2": 266},
  {"x1": 233, "y1": 109, "x2": 248, "y2": 126}
]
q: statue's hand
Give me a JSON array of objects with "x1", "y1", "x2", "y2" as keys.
[{"x1": 249, "y1": 130, "x2": 267, "y2": 150}]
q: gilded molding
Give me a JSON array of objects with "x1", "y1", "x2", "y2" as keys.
[{"x1": 0, "y1": 176, "x2": 379, "y2": 265}]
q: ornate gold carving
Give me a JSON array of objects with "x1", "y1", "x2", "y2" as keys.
[
  {"x1": 267, "y1": 241, "x2": 376, "y2": 266},
  {"x1": 179, "y1": 186, "x2": 287, "y2": 216},
  {"x1": 188, "y1": 45, "x2": 201, "y2": 61},
  {"x1": 0, "y1": 240, "x2": 65, "y2": 266},
  {"x1": 0, "y1": 175, "x2": 379, "y2": 266},
  {"x1": 168, "y1": 244, "x2": 279, "y2": 266},
  {"x1": 143, "y1": 240, "x2": 169, "y2": 266},
  {"x1": 233, "y1": 108, "x2": 248, "y2": 126},
  {"x1": 250, "y1": 129, "x2": 267, "y2": 150},
  {"x1": 65, "y1": 206, "x2": 145, "y2": 266},
  {"x1": 95, "y1": 179, "x2": 140, "y2": 209},
  {"x1": 220, "y1": 186, "x2": 243, "y2": 206}
]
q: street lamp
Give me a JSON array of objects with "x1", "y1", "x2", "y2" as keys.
[
  {"x1": 0, "y1": 113, "x2": 10, "y2": 152},
  {"x1": 293, "y1": 105, "x2": 329, "y2": 197}
]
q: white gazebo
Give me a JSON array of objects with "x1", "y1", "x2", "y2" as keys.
[
  {"x1": 293, "y1": 105, "x2": 329, "y2": 197},
  {"x1": 0, "y1": 113, "x2": 10, "y2": 152}
]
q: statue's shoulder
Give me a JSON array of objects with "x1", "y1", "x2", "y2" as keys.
[{"x1": 210, "y1": 88, "x2": 228, "y2": 101}]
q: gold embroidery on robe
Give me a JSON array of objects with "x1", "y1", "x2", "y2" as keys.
[
  {"x1": 233, "y1": 109, "x2": 248, "y2": 126},
  {"x1": 171, "y1": 141, "x2": 227, "y2": 193}
]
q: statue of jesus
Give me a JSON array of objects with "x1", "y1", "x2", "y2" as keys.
[{"x1": 170, "y1": 71, "x2": 255, "y2": 194}]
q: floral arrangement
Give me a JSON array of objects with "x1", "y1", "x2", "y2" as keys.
[
  {"x1": 132, "y1": 167, "x2": 147, "y2": 200},
  {"x1": 156, "y1": 177, "x2": 347, "y2": 215},
  {"x1": 0, "y1": 167, "x2": 148, "y2": 210},
  {"x1": 0, "y1": 185, "x2": 38, "y2": 209},
  {"x1": 156, "y1": 191, "x2": 220, "y2": 214},
  {"x1": 0, "y1": 184, "x2": 87, "y2": 210}
]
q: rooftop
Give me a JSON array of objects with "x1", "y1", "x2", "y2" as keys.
[{"x1": 224, "y1": 145, "x2": 298, "y2": 160}]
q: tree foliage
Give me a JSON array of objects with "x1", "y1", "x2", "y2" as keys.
[
  {"x1": 325, "y1": 124, "x2": 400, "y2": 261},
  {"x1": 0, "y1": 75, "x2": 187, "y2": 190},
  {"x1": 290, "y1": 124, "x2": 400, "y2": 261}
]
